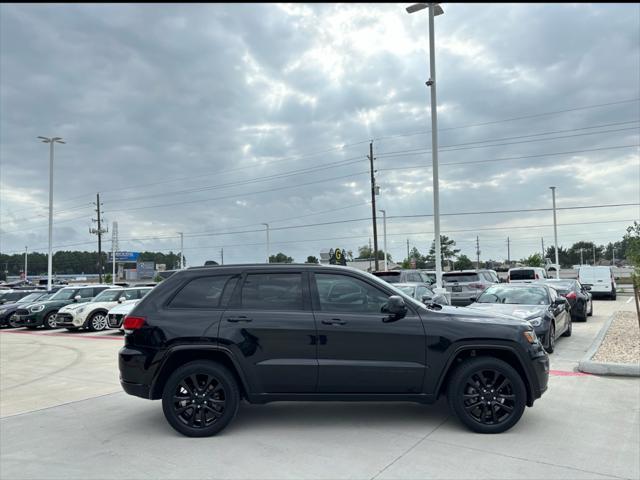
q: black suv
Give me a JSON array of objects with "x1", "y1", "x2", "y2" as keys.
[{"x1": 119, "y1": 265, "x2": 549, "y2": 437}]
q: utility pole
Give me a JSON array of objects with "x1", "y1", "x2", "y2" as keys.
[
  {"x1": 507, "y1": 236, "x2": 510, "y2": 265},
  {"x1": 261, "y1": 223, "x2": 270, "y2": 263},
  {"x1": 407, "y1": 239, "x2": 410, "y2": 262},
  {"x1": 541, "y1": 237, "x2": 545, "y2": 260},
  {"x1": 580, "y1": 248, "x2": 584, "y2": 266},
  {"x1": 111, "y1": 221, "x2": 118, "y2": 284},
  {"x1": 178, "y1": 232, "x2": 184, "y2": 269},
  {"x1": 368, "y1": 237, "x2": 373, "y2": 271},
  {"x1": 593, "y1": 244, "x2": 596, "y2": 265},
  {"x1": 612, "y1": 247, "x2": 616, "y2": 266},
  {"x1": 550, "y1": 186, "x2": 560, "y2": 279},
  {"x1": 24, "y1": 246, "x2": 28, "y2": 282},
  {"x1": 220, "y1": 248, "x2": 224, "y2": 265},
  {"x1": 476, "y1": 236, "x2": 481, "y2": 270},
  {"x1": 90, "y1": 193, "x2": 108, "y2": 283},
  {"x1": 379, "y1": 209, "x2": 388, "y2": 271},
  {"x1": 368, "y1": 141, "x2": 379, "y2": 271}
]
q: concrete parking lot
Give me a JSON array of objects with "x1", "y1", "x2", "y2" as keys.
[{"x1": 1, "y1": 298, "x2": 638, "y2": 480}]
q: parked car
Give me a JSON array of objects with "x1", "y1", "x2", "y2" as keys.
[
  {"x1": 537, "y1": 279, "x2": 592, "y2": 321},
  {"x1": 508, "y1": 267, "x2": 549, "y2": 283},
  {"x1": 0, "y1": 291, "x2": 51, "y2": 327},
  {"x1": 442, "y1": 270, "x2": 500, "y2": 306},
  {"x1": 394, "y1": 282, "x2": 449, "y2": 305},
  {"x1": 466, "y1": 283, "x2": 571, "y2": 353},
  {"x1": 0, "y1": 289, "x2": 40, "y2": 305},
  {"x1": 578, "y1": 266, "x2": 616, "y2": 300},
  {"x1": 56, "y1": 286, "x2": 153, "y2": 331},
  {"x1": 372, "y1": 269, "x2": 430, "y2": 284},
  {"x1": 119, "y1": 264, "x2": 549, "y2": 437},
  {"x1": 107, "y1": 298, "x2": 141, "y2": 332},
  {"x1": 11, "y1": 285, "x2": 112, "y2": 329},
  {"x1": 419, "y1": 270, "x2": 437, "y2": 285}
]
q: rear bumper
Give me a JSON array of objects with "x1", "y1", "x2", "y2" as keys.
[{"x1": 120, "y1": 379, "x2": 151, "y2": 399}]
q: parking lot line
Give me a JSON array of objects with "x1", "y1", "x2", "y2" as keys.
[{"x1": 0, "y1": 330, "x2": 123, "y2": 341}]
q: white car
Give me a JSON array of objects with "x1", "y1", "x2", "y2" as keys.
[
  {"x1": 106, "y1": 299, "x2": 140, "y2": 332},
  {"x1": 578, "y1": 266, "x2": 617, "y2": 300},
  {"x1": 55, "y1": 286, "x2": 152, "y2": 331}
]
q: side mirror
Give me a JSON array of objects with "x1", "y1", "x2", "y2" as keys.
[
  {"x1": 553, "y1": 298, "x2": 565, "y2": 307},
  {"x1": 382, "y1": 295, "x2": 407, "y2": 320},
  {"x1": 584, "y1": 285, "x2": 592, "y2": 291},
  {"x1": 73, "y1": 295, "x2": 81, "y2": 302},
  {"x1": 421, "y1": 294, "x2": 432, "y2": 303},
  {"x1": 118, "y1": 296, "x2": 126, "y2": 304}
]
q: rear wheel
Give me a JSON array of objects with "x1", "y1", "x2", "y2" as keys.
[
  {"x1": 447, "y1": 357, "x2": 527, "y2": 434},
  {"x1": 587, "y1": 300, "x2": 593, "y2": 316},
  {"x1": 162, "y1": 361, "x2": 240, "y2": 437}
]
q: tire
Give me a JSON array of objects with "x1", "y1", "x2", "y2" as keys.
[
  {"x1": 587, "y1": 300, "x2": 593, "y2": 317},
  {"x1": 42, "y1": 312, "x2": 57, "y2": 330},
  {"x1": 66, "y1": 327, "x2": 79, "y2": 332},
  {"x1": 87, "y1": 312, "x2": 108, "y2": 332},
  {"x1": 26, "y1": 326, "x2": 38, "y2": 330},
  {"x1": 610, "y1": 288, "x2": 616, "y2": 301},
  {"x1": 546, "y1": 323, "x2": 555, "y2": 353},
  {"x1": 447, "y1": 357, "x2": 527, "y2": 434},
  {"x1": 562, "y1": 317, "x2": 572, "y2": 337},
  {"x1": 162, "y1": 361, "x2": 240, "y2": 437}
]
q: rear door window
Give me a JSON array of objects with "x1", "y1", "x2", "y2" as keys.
[
  {"x1": 79, "y1": 288, "x2": 95, "y2": 298},
  {"x1": 443, "y1": 273, "x2": 479, "y2": 283},
  {"x1": 509, "y1": 270, "x2": 534, "y2": 281},
  {"x1": 240, "y1": 273, "x2": 303, "y2": 310},
  {"x1": 169, "y1": 275, "x2": 237, "y2": 309}
]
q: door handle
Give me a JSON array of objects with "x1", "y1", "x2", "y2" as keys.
[
  {"x1": 226, "y1": 316, "x2": 253, "y2": 323},
  {"x1": 322, "y1": 318, "x2": 347, "y2": 325}
]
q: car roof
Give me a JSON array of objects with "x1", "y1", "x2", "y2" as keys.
[{"x1": 395, "y1": 282, "x2": 429, "y2": 287}]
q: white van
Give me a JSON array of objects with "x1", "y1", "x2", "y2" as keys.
[
  {"x1": 507, "y1": 267, "x2": 548, "y2": 283},
  {"x1": 578, "y1": 266, "x2": 616, "y2": 300}
]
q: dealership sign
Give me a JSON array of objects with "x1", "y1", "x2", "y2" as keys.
[{"x1": 108, "y1": 251, "x2": 140, "y2": 262}]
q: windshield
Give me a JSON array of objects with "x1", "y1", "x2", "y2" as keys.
[
  {"x1": 477, "y1": 286, "x2": 549, "y2": 305},
  {"x1": 372, "y1": 272, "x2": 401, "y2": 283},
  {"x1": 396, "y1": 285, "x2": 416, "y2": 297},
  {"x1": 93, "y1": 289, "x2": 124, "y2": 302},
  {"x1": 49, "y1": 288, "x2": 77, "y2": 301},
  {"x1": 17, "y1": 293, "x2": 46, "y2": 303}
]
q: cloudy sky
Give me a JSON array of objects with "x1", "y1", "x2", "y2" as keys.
[{"x1": 1, "y1": 3, "x2": 639, "y2": 268}]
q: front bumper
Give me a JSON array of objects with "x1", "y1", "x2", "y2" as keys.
[
  {"x1": 55, "y1": 312, "x2": 85, "y2": 328},
  {"x1": 11, "y1": 312, "x2": 43, "y2": 327}
]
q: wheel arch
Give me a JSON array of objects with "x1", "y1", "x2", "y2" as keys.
[
  {"x1": 150, "y1": 346, "x2": 250, "y2": 401},
  {"x1": 83, "y1": 308, "x2": 109, "y2": 327},
  {"x1": 435, "y1": 344, "x2": 535, "y2": 407}
]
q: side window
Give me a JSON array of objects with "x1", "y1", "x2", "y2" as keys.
[
  {"x1": 169, "y1": 275, "x2": 235, "y2": 309},
  {"x1": 240, "y1": 273, "x2": 303, "y2": 311},
  {"x1": 315, "y1": 273, "x2": 389, "y2": 313},
  {"x1": 79, "y1": 288, "x2": 95, "y2": 298},
  {"x1": 92, "y1": 287, "x2": 109, "y2": 297},
  {"x1": 490, "y1": 272, "x2": 500, "y2": 283},
  {"x1": 481, "y1": 272, "x2": 493, "y2": 282},
  {"x1": 416, "y1": 286, "x2": 429, "y2": 299},
  {"x1": 138, "y1": 289, "x2": 152, "y2": 299},
  {"x1": 123, "y1": 290, "x2": 138, "y2": 300}
]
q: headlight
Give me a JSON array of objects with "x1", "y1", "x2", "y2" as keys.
[
  {"x1": 528, "y1": 317, "x2": 543, "y2": 327},
  {"x1": 523, "y1": 330, "x2": 538, "y2": 344},
  {"x1": 30, "y1": 304, "x2": 45, "y2": 313}
]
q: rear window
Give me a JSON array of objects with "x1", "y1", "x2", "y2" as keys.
[
  {"x1": 509, "y1": 269, "x2": 535, "y2": 280},
  {"x1": 443, "y1": 273, "x2": 479, "y2": 283},
  {"x1": 372, "y1": 272, "x2": 401, "y2": 283}
]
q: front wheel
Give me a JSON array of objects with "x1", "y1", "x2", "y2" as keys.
[
  {"x1": 87, "y1": 312, "x2": 108, "y2": 331},
  {"x1": 546, "y1": 323, "x2": 556, "y2": 353},
  {"x1": 42, "y1": 312, "x2": 57, "y2": 330},
  {"x1": 447, "y1": 357, "x2": 527, "y2": 434},
  {"x1": 162, "y1": 361, "x2": 240, "y2": 437}
]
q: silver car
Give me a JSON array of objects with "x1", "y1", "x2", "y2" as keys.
[{"x1": 442, "y1": 270, "x2": 500, "y2": 306}]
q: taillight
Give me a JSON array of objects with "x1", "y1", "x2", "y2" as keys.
[
  {"x1": 565, "y1": 292, "x2": 577, "y2": 300},
  {"x1": 468, "y1": 283, "x2": 485, "y2": 289},
  {"x1": 123, "y1": 316, "x2": 146, "y2": 333}
]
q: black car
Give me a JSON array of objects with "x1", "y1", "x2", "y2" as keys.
[
  {"x1": 0, "y1": 291, "x2": 51, "y2": 327},
  {"x1": 0, "y1": 289, "x2": 38, "y2": 305},
  {"x1": 119, "y1": 264, "x2": 549, "y2": 437},
  {"x1": 537, "y1": 279, "x2": 593, "y2": 322},
  {"x1": 466, "y1": 284, "x2": 572, "y2": 354}
]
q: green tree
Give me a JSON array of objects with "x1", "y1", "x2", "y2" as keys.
[
  {"x1": 426, "y1": 235, "x2": 460, "y2": 265},
  {"x1": 306, "y1": 256, "x2": 319, "y2": 264},
  {"x1": 523, "y1": 253, "x2": 543, "y2": 267},
  {"x1": 356, "y1": 245, "x2": 389, "y2": 261},
  {"x1": 269, "y1": 252, "x2": 294, "y2": 263},
  {"x1": 454, "y1": 254, "x2": 474, "y2": 270}
]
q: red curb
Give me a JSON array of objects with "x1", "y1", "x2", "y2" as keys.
[{"x1": 549, "y1": 369, "x2": 591, "y2": 376}]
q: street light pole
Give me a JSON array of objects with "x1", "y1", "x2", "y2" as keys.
[
  {"x1": 24, "y1": 246, "x2": 28, "y2": 282},
  {"x1": 38, "y1": 136, "x2": 65, "y2": 291},
  {"x1": 407, "y1": 2, "x2": 444, "y2": 292},
  {"x1": 261, "y1": 223, "x2": 270, "y2": 263},
  {"x1": 550, "y1": 186, "x2": 560, "y2": 279},
  {"x1": 178, "y1": 232, "x2": 184, "y2": 269},
  {"x1": 379, "y1": 209, "x2": 388, "y2": 271}
]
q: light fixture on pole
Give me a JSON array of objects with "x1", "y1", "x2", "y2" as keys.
[
  {"x1": 406, "y1": 3, "x2": 444, "y2": 293},
  {"x1": 261, "y1": 223, "x2": 270, "y2": 263},
  {"x1": 38, "y1": 136, "x2": 65, "y2": 291},
  {"x1": 549, "y1": 186, "x2": 560, "y2": 279},
  {"x1": 379, "y1": 209, "x2": 388, "y2": 271}
]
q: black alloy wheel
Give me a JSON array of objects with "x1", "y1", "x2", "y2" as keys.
[
  {"x1": 448, "y1": 357, "x2": 526, "y2": 434},
  {"x1": 162, "y1": 361, "x2": 239, "y2": 437},
  {"x1": 546, "y1": 322, "x2": 556, "y2": 353}
]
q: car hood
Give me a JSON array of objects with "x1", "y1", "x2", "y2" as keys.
[
  {"x1": 420, "y1": 304, "x2": 532, "y2": 328},
  {"x1": 108, "y1": 300, "x2": 139, "y2": 315},
  {"x1": 465, "y1": 303, "x2": 548, "y2": 320},
  {"x1": 37, "y1": 299, "x2": 75, "y2": 308}
]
